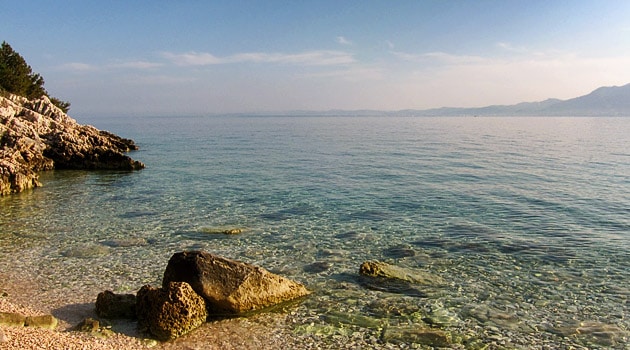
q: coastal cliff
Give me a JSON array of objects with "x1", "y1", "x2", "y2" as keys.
[{"x1": 0, "y1": 93, "x2": 144, "y2": 195}]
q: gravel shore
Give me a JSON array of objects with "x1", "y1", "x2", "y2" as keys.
[
  {"x1": 0, "y1": 297, "x2": 149, "y2": 350},
  {"x1": 0, "y1": 270, "x2": 305, "y2": 350}
]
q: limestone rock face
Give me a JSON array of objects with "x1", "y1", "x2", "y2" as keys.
[
  {"x1": 0, "y1": 93, "x2": 144, "y2": 195},
  {"x1": 136, "y1": 282, "x2": 208, "y2": 341},
  {"x1": 162, "y1": 251, "x2": 310, "y2": 315}
]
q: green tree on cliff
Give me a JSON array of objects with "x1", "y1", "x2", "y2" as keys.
[{"x1": 0, "y1": 41, "x2": 70, "y2": 112}]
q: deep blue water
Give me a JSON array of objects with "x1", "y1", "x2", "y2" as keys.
[{"x1": 1, "y1": 116, "x2": 628, "y2": 348}]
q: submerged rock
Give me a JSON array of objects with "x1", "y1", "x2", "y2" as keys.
[
  {"x1": 136, "y1": 282, "x2": 208, "y2": 341},
  {"x1": 543, "y1": 321, "x2": 629, "y2": 347},
  {"x1": 0, "y1": 93, "x2": 143, "y2": 195},
  {"x1": 61, "y1": 244, "x2": 110, "y2": 258},
  {"x1": 382, "y1": 326, "x2": 451, "y2": 346},
  {"x1": 303, "y1": 261, "x2": 332, "y2": 273},
  {"x1": 200, "y1": 227, "x2": 244, "y2": 235},
  {"x1": 359, "y1": 261, "x2": 445, "y2": 285},
  {"x1": 162, "y1": 251, "x2": 310, "y2": 315}
]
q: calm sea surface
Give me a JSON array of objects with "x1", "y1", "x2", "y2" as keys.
[{"x1": 1, "y1": 116, "x2": 629, "y2": 348}]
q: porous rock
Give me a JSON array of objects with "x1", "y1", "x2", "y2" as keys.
[
  {"x1": 95, "y1": 290, "x2": 136, "y2": 319},
  {"x1": 0, "y1": 93, "x2": 143, "y2": 195},
  {"x1": 136, "y1": 282, "x2": 208, "y2": 341},
  {"x1": 162, "y1": 251, "x2": 310, "y2": 315}
]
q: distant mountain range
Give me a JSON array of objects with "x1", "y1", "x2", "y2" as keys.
[
  {"x1": 285, "y1": 83, "x2": 630, "y2": 117},
  {"x1": 405, "y1": 83, "x2": 630, "y2": 116}
]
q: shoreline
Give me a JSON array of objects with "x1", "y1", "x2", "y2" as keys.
[
  {"x1": 0, "y1": 271, "x2": 148, "y2": 349},
  {"x1": 0, "y1": 272, "x2": 311, "y2": 350}
]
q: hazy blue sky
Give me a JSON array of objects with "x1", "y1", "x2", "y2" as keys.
[{"x1": 2, "y1": 1, "x2": 630, "y2": 116}]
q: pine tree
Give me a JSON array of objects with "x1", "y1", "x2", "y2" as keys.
[{"x1": 0, "y1": 41, "x2": 70, "y2": 112}]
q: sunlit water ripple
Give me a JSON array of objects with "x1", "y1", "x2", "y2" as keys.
[{"x1": 1, "y1": 116, "x2": 628, "y2": 348}]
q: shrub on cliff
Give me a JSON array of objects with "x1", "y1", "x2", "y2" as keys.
[{"x1": 0, "y1": 41, "x2": 70, "y2": 113}]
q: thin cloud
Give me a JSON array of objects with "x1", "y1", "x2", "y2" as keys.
[
  {"x1": 299, "y1": 65, "x2": 385, "y2": 81},
  {"x1": 162, "y1": 52, "x2": 222, "y2": 65},
  {"x1": 391, "y1": 51, "x2": 488, "y2": 65},
  {"x1": 163, "y1": 50, "x2": 356, "y2": 66},
  {"x1": 110, "y1": 60, "x2": 163, "y2": 69},
  {"x1": 336, "y1": 36, "x2": 352, "y2": 45},
  {"x1": 58, "y1": 62, "x2": 97, "y2": 72},
  {"x1": 496, "y1": 42, "x2": 538, "y2": 55},
  {"x1": 58, "y1": 60, "x2": 162, "y2": 72}
]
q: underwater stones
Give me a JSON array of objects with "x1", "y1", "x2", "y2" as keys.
[
  {"x1": 461, "y1": 304, "x2": 520, "y2": 329},
  {"x1": 359, "y1": 261, "x2": 445, "y2": 285},
  {"x1": 575, "y1": 321, "x2": 628, "y2": 347},
  {"x1": 136, "y1": 282, "x2": 208, "y2": 341},
  {"x1": 366, "y1": 298, "x2": 424, "y2": 319},
  {"x1": 543, "y1": 321, "x2": 628, "y2": 347},
  {"x1": 95, "y1": 290, "x2": 136, "y2": 319},
  {"x1": 162, "y1": 251, "x2": 310, "y2": 315},
  {"x1": 303, "y1": 261, "x2": 331, "y2": 273},
  {"x1": 381, "y1": 326, "x2": 451, "y2": 346},
  {"x1": 358, "y1": 275, "x2": 428, "y2": 297},
  {"x1": 200, "y1": 227, "x2": 244, "y2": 235},
  {"x1": 423, "y1": 306, "x2": 461, "y2": 327},
  {"x1": 383, "y1": 245, "x2": 416, "y2": 258},
  {"x1": 322, "y1": 310, "x2": 384, "y2": 329},
  {"x1": 61, "y1": 244, "x2": 110, "y2": 258},
  {"x1": 100, "y1": 237, "x2": 149, "y2": 248},
  {"x1": 358, "y1": 261, "x2": 446, "y2": 297}
]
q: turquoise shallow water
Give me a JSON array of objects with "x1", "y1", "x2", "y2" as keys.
[{"x1": 1, "y1": 116, "x2": 629, "y2": 348}]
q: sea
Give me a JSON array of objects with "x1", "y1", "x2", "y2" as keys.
[{"x1": 1, "y1": 115, "x2": 628, "y2": 349}]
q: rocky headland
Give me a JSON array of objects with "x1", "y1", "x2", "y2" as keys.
[{"x1": 0, "y1": 92, "x2": 144, "y2": 195}]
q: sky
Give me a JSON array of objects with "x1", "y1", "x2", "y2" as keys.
[{"x1": 2, "y1": 0, "x2": 630, "y2": 116}]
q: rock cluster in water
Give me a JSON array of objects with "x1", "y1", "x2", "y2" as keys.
[
  {"x1": 0, "y1": 93, "x2": 144, "y2": 195},
  {"x1": 96, "y1": 251, "x2": 310, "y2": 341},
  {"x1": 163, "y1": 251, "x2": 311, "y2": 315}
]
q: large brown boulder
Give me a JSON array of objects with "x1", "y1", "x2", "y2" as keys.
[
  {"x1": 136, "y1": 282, "x2": 208, "y2": 341},
  {"x1": 0, "y1": 93, "x2": 144, "y2": 195},
  {"x1": 162, "y1": 251, "x2": 310, "y2": 315}
]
